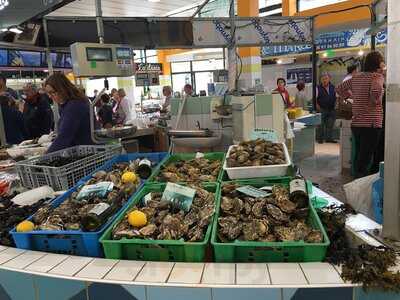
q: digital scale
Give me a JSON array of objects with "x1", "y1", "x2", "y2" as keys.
[{"x1": 70, "y1": 42, "x2": 135, "y2": 77}]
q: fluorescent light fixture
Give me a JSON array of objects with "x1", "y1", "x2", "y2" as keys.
[
  {"x1": 148, "y1": 0, "x2": 160, "y2": 2},
  {"x1": 358, "y1": 50, "x2": 364, "y2": 56},
  {"x1": 0, "y1": 28, "x2": 7, "y2": 32},
  {"x1": 276, "y1": 59, "x2": 283, "y2": 64},
  {"x1": 322, "y1": 52, "x2": 328, "y2": 58},
  {"x1": 9, "y1": 27, "x2": 23, "y2": 34},
  {"x1": 0, "y1": 0, "x2": 9, "y2": 10}
]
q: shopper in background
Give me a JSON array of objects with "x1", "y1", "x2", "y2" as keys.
[
  {"x1": 110, "y1": 88, "x2": 118, "y2": 107},
  {"x1": 274, "y1": 78, "x2": 292, "y2": 109},
  {"x1": 162, "y1": 86, "x2": 172, "y2": 112},
  {"x1": 295, "y1": 80, "x2": 307, "y2": 109},
  {"x1": 22, "y1": 83, "x2": 53, "y2": 139},
  {"x1": 0, "y1": 95, "x2": 26, "y2": 144},
  {"x1": 0, "y1": 74, "x2": 18, "y2": 99},
  {"x1": 98, "y1": 94, "x2": 113, "y2": 129},
  {"x1": 336, "y1": 51, "x2": 385, "y2": 178},
  {"x1": 316, "y1": 73, "x2": 337, "y2": 144},
  {"x1": 44, "y1": 73, "x2": 93, "y2": 153},
  {"x1": 183, "y1": 84, "x2": 194, "y2": 97},
  {"x1": 113, "y1": 88, "x2": 133, "y2": 125},
  {"x1": 343, "y1": 65, "x2": 358, "y2": 82}
]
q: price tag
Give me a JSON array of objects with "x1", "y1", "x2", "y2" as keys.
[
  {"x1": 162, "y1": 183, "x2": 196, "y2": 212},
  {"x1": 77, "y1": 182, "x2": 114, "y2": 200},
  {"x1": 236, "y1": 185, "x2": 271, "y2": 198}
]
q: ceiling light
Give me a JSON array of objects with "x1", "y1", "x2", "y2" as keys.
[
  {"x1": 0, "y1": 28, "x2": 7, "y2": 32},
  {"x1": 322, "y1": 52, "x2": 328, "y2": 58},
  {"x1": 358, "y1": 50, "x2": 365, "y2": 56},
  {"x1": 0, "y1": 0, "x2": 9, "y2": 10},
  {"x1": 276, "y1": 59, "x2": 282, "y2": 64},
  {"x1": 9, "y1": 27, "x2": 23, "y2": 34},
  {"x1": 148, "y1": 0, "x2": 160, "y2": 2}
]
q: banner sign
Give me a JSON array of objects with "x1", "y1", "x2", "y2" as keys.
[
  {"x1": 262, "y1": 28, "x2": 388, "y2": 57},
  {"x1": 287, "y1": 68, "x2": 312, "y2": 84},
  {"x1": 193, "y1": 17, "x2": 313, "y2": 47}
]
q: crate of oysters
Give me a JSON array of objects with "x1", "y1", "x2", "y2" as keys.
[
  {"x1": 100, "y1": 182, "x2": 219, "y2": 262},
  {"x1": 10, "y1": 159, "x2": 149, "y2": 258},
  {"x1": 148, "y1": 152, "x2": 225, "y2": 184},
  {"x1": 223, "y1": 139, "x2": 292, "y2": 180},
  {"x1": 211, "y1": 177, "x2": 330, "y2": 262}
]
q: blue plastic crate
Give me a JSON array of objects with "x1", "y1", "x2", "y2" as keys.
[
  {"x1": 10, "y1": 152, "x2": 168, "y2": 258},
  {"x1": 372, "y1": 178, "x2": 384, "y2": 224}
]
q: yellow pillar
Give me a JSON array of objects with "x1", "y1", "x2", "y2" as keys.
[
  {"x1": 282, "y1": 0, "x2": 297, "y2": 16},
  {"x1": 237, "y1": 0, "x2": 262, "y2": 87}
]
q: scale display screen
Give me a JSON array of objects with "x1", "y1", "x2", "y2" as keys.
[
  {"x1": 0, "y1": 49, "x2": 7, "y2": 66},
  {"x1": 116, "y1": 47, "x2": 132, "y2": 59},
  {"x1": 86, "y1": 47, "x2": 112, "y2": 61}
]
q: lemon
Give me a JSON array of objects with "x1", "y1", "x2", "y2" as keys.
[
  {"x1": 16, "y1": 220, "x2": 35, "y2": 232},
  {"x1": 128, "y1": 210, "x2": 147, "y2": 228},
  {"x1": 121, "y1": 172, "x2": 138, "y2": 184}
]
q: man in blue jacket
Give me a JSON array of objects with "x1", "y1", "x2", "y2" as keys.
[{"x1": 316, "y1": 73, "x2": 337, "y2": 144}]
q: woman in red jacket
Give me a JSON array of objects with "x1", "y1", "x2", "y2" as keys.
[
  {"x1": 336, "y1": 51, "x2": 385, "y2": 178},
  {"x1": 274, "y1": 78, "x2": 293, "y2": 109}
]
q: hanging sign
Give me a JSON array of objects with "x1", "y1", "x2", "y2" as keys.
[
  {"x1": 193, "y1": 17, "x2": 313, "y2": 47},
  {"x1": 135, "y1": 63, "x2": 163, "y2": 74}
]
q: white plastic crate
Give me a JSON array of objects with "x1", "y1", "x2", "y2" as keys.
[{"x1": 223, "y1": 143, "x2": 291, "y2": 180}]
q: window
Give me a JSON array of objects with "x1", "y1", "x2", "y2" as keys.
[
  {"x1": 171, "y1": 62, "x2": 191, "y2": 73},
  {"x1": 259, "y1": 0, "x2": 283, "y2": 17},
  {"x1": 297, "y1": 0, "x2": 347, "y2": 11},
  {"x1": 192, "y1": 59, "x2": 224, "y2": 71}
]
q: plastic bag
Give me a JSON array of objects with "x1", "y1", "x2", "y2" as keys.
[{"x1": 343, "y1": 173, "x2": 379, "y2": 219}]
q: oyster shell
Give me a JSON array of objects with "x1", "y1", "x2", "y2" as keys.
[
  {"x1": 242, "y1": 219, "x2": 268, "y2": 241},
  {"x1": 305, "y1": 230, "x2": 323, "y2": 243},
  {"x1": 221, "y1": 196, "x2": 243, "y2": 216},
  {"x1": 266, "y1": 204, "x2": 289, "y2": 223},
  {"x1": 218, "y1": 216, "x2": 242, "y2": 241}
]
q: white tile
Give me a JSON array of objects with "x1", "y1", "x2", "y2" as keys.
[
  {"x1": 268, "y1": 263, "x2": 307, "y2": 285},
  {"x1": 104, "y1": 260, "x2": 145, "y2": 281},
  {"x1": 236, "y1": 263, "x2": 270, "y2": 285},
  {"x1": 201, "y1": 263, "x2": 235, "y2": 285},
  {"x1": 135, "y1": 262, "x2": 174, "y2": 283},
  {"x1": 25, "y1": 253, "x2": 69, "y2": 273},
  {"x1": 75, "y1": 258, "x2": 118, "y2": 279},
  {"x1": 49, "y1": 256, "x2": 93, "y2": 277},
  {"x1": 168, "y1": 263, "x2": 204, "y2": 284},
  {"x1": 0, "y1": 246, "x2": 8, "y2": 252},
  {"x1": 300, "y1": 263, "x2": 344, "y2": 284},
  {"x1": 0, "y1": 248, "x2": 25, "y2": 264},
  {"x1": 3, "y1": 251, "x2": 45, "y2": 269}
]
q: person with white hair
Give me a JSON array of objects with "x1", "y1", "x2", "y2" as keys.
[
  {"x1": 22, "y1": 82, "x2": 53, "y2": 139},
  {"x1": 316, "y1": 73, "x2": 337, "y2": 144},
  {"x1": 162, "y1": 86, "x2": 172, "y2": 112}
]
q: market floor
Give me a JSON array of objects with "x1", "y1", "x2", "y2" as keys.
[{"x1": 297, "y1": 143, "x2": 353, "y2": 201}]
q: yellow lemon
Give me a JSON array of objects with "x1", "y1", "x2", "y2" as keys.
[
  {"x1": 16, "y1": 220, "x2": 35, "y2": 232},
  {"x1": 121, "y1": 172, "x2": 137, "y2": 184},
  {"x1": 127, "y1": 210, "x2": 147, "y2": 228}
]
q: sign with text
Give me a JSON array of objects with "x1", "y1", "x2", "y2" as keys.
[
  {"x1": 287, "y1": 68, "x2": 312, "y2": 84},
  {"x1": 193, "y1": 17, "x2": 313, "y2": 47},
  {"x1": 135, "y1": 63, "x2": 163, "y2": 74}
]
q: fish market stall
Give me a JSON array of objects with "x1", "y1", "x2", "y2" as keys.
[{"x1": 0, "y1": 138, "x2": 397, "y2": 300}]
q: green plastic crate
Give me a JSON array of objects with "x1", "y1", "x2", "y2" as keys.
[
  {"x1": 147, "y1": 152, "x2": 225, "y2": 184},
  {"x1": 211, "y1": 178, "x2": 330, "y2": 263},
  {"x1": 100, "y1": 183, "x2": 220, "y2": 262}
]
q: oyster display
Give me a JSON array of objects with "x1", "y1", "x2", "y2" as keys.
[
  {"x1": 28, "y1": 162, "x2": 141, "y2": 232},
  {"x1": 217, "y1": 184, "x2": 322, "y2": 243},
  {"x1": 227, "y1": 139, "x2": 286, "y2": 167},
  {"x1": 156, "y1": 158, "x2": 222, "y2": 183},
  {"x1": 112, "y1": 186, "x2": 215, "y2": 242}
]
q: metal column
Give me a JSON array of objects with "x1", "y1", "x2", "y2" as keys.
[
  {"x1": 227, "y1": 0, "x2": 237, "y2": 92},
  {"x1": 383, "y1": 0, "x2": 400, "y2": 241},
  {"x1": 311, "y1": 17, "x2": 318, "y2": 111},
  {"x1": 95, "y1": 0, "x2": 104, "y2": 44}
]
